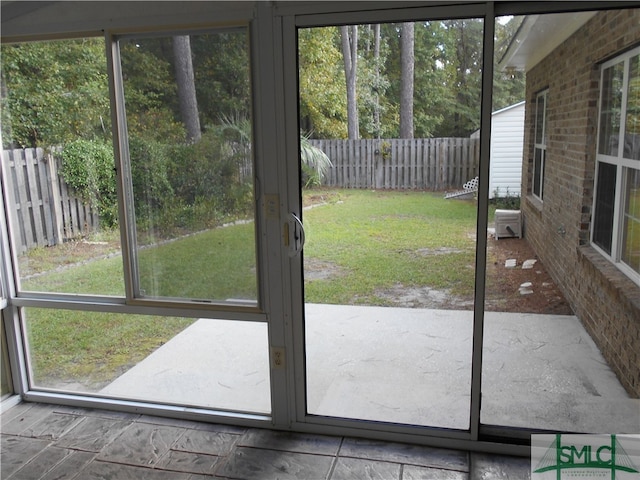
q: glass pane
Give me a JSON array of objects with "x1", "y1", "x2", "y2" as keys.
[
  {"x1": 1, "y1": 38, "x2": 123, "y2": 296},
  {"x1": 533, "y1": 148, "x2": 543, "y2": 198},
  {"x1": 23, "y1": 307, "x2": 270, "y2": 413},
  {"x1": 482, "y1": 13, "x2": 639, "y2": 435},
  {"x1": 624, "y1": 54, "x2": 640, "y2": 160},
  {"x1": 1, "y1": 318, "x2": 12, "y2": 398},
  {"x1": 593, "y1": 162, "x2": 617, "y2": 254},
  {"x1": 598, "y1": 62, "x2": 624, "y2": 156},
  {"x1": 119, "y1": 30, "x2": 258, "y2": 304},
  {"x1": 535, "y1": 92, "x2": 545, "y2": 145},
  {"x1": 301, "y1": 18, "x2": 482, "y2": 430},
  {"x1": 622, "y1": 168, "x2": 640, "y2": 274}
]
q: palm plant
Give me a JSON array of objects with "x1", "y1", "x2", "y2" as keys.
[
  {"x1": 300, "y1": 133, "x2": 332, "y2": 188},
  {"x1": 220, "y1": 114, "x2": 332, "y2": 188}
]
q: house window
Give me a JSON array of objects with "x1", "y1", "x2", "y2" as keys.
[
  {"x1": 593, "y1": 45, "x2": 640, "y2": 284},
  {"x1": 533, "y1": 89, "x2": 548, "y2": 200}
]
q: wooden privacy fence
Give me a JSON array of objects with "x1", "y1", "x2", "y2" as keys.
[
  {"x1": 309, "y1": 138, "x2": 480, "y2": 190},
  {"x1": 2, "y1": 148, "x2": 98, "y2": 254}
]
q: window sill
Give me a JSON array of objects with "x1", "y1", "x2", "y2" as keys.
[
  {"x1": 578, "y1": 245, "x2": 640, "y2": 314},
  {"x1": 525, "y1": 194, "x2": 543, "y2": 215}
]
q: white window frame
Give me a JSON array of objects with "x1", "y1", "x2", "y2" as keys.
[
  {"x1": 532, "y1": 89, "x2": 548, "y2": 201},
  {"x1": 592, "y1": 45, "x2": 640, "y2": 287}
]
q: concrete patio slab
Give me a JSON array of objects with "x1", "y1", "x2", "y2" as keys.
[
  {"x1": 101, "y1": 320, "x2": 271, "y2": 413},
  {"x1": 102, "y1": 304, "x2": 639, "y2": 433}
]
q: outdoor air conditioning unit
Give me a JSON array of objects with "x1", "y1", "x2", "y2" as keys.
[{"x1": 494, "y1": 209, "x2": 522, "y2": 239}]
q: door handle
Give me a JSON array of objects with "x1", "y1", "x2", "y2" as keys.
[{"x1": 289, "y1": 212, "x2": 305, "y2": 257}]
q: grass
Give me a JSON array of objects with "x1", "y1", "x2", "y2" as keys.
[
  {"x1": 137, "y1": 222, "x2": 257, "y2": 300},
  {"x1": 23, "y1": 224, "x2": 258, "y2": 388},
  {"x1": 25, "y1": 308, "x2": 193, "y2": 390},
  {"x1": 22, "y1": 189, "x2": 480, "y2": 388},
  {"x1": 21, "y1": 224, "x2": 257, "y2": 300},
  {"x1": 302, "y1": 189, "x2": 478, "y2": 304}
]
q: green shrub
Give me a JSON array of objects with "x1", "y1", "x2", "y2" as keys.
[
  {"x1": 131, "y1": 130, "x2": 253, "y2": 238},
  {"x1": 491, "y1": 187, "x2": 520, "y2": 210},
  {"x1": 128, "y1": 136, "x2": 174, "y2": 215},
  {"x1": 169, "y1": 130, "x2": 253, "y2": 217},
  {"x1": 60, "y1": 139, "x2": 117, "y2": 227},
  {"x1": 61, "y1": 131, "x2": 255, "y2": 239}
]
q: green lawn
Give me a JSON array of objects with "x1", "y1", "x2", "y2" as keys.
[
  {"x1": 23, "y1": 189, "x2": 479, "y2": 389},
  {"x1": 137, "y1": 222, "x2": 257, "y2": 300},
  {"x1": 24, "y1": 308, "x2": 194, "y2": 390},
  {"x1": 302, "y1": 190, "x2": 477, "y2": 304}
]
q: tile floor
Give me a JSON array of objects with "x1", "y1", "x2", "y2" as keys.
[{"x1": 1, "y1": 401, "x2": 531, "y2": 479}]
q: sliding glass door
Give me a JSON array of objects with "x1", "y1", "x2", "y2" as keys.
[{"x1": 280, "y1": 5, "x2": 491, "y2": 437}]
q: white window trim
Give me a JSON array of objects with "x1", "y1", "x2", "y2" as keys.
[
  {"x1": 592, "y1": 45, "x2": 640, "y2": 287},
  {"x1": 532, "y1": 89, "x2": 548, "y2": 201}
]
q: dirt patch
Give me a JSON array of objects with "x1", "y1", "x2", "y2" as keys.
[
  {"x1": 375, "y1": 235, "x2": 573, "y2": 314},
  {"x1": 485, "y1": 234, "x2": 573, "y2": 315},
  {"x1": 304, "y1": 234, "x2": 573, "y2": 315},
  {"x1": 305, "y1": 258, "x2": 347, "y2": 281},
  {"x1": 415, "y1": 247, "x2": 464, "y2": 256},
  {"x1": 376, "y1": 284, "x2": 474, "y2": 310}
]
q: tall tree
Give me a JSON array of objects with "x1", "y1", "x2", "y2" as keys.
[
  {"x1": 190, "y1": 32, "x2": 252, "y2": 128},
  {"x1": 298, "y1": 27, "x2": 347, "y2": 138},
  {"x1": 173, "y1": 35, "x2": 201, "y2": 142},
  {"x1": 118, "y1": 38, "x2": 184, "y2": 142},
  {"x1": 432, "y1": 19, "x2": 483, "y2": 137},
  {"x1": 373, "y1": 23, "x2": 382, "y2": 139},
  {"x1": 1, "y1": 39, "x2": 110, "y2": 148},
  {"x1": 341, "y1": 25, "x2": 359, "y2": 139},
  {"x1": 399, "y1": 22, "x2": 415, "y2": 138},
  {"x1": 412, "y1": 21, "x2": 451, "y2": 137},
  {"x1": 352, "y1": 24, "x2": 391, "y2": 139}
]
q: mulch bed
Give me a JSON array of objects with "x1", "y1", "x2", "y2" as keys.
[{"x1": 485, "y1": 235, "x2": 574, "y2": 315}]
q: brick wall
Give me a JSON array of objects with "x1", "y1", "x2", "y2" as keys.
[{"x1": 522, "y1": 8, "x2": 640, "y2": 398}]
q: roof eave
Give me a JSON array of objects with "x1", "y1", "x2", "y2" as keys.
[{"x1": 497, "y1": 11, "x2": 597, "y2": 72}]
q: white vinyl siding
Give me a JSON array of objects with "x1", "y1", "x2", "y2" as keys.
[{"x1": 488, "y1": 101, "x2": 525, "y2": 199}]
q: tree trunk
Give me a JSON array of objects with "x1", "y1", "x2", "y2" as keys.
[
  {"x1": 173, "y1": 35, "x2": 201, "y2": 143},
  {"x1": 341, "y1": 25, "x2": 359, "y2": 140},
  {"x1": 399, "y1": 22, "x2": 415, "y2": 139},
  {"x1": 373, "y1": 23, "x2": 381, "y2": 139}
]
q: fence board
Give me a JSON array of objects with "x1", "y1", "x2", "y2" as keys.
[
  {"x1": 25, "y1": 148, "x2": 46, "y2": 247},
  {"x1": 2, "y1": 147, "x2": 99, "y2": 253},
  {"x1": 416, "y1": 139, "x2": 423, "y2": 189},
  {"x1": 2, "y1": 151, "x2": 23, "y2": 253},
  {"x1": 45, "y1": 151, "x2": 64, "y2": 244},
  {"x1": 12, "y1": 149, "x2": 35, "y2": 249},
  {"x1": 36, "y1": 149, "x2": 55, "y2": 247}
]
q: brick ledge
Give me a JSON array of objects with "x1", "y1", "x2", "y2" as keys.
[
  {"x1": 525, "y1": 194, "x2": 543, "y2": 215},
  {"x1": 577, "y1": 245, "x2": 640, "y2": 314}
]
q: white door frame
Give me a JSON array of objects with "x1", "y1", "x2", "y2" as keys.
[{"x1": 275, "y1": 2, "x2": 505, "y2": 451}]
